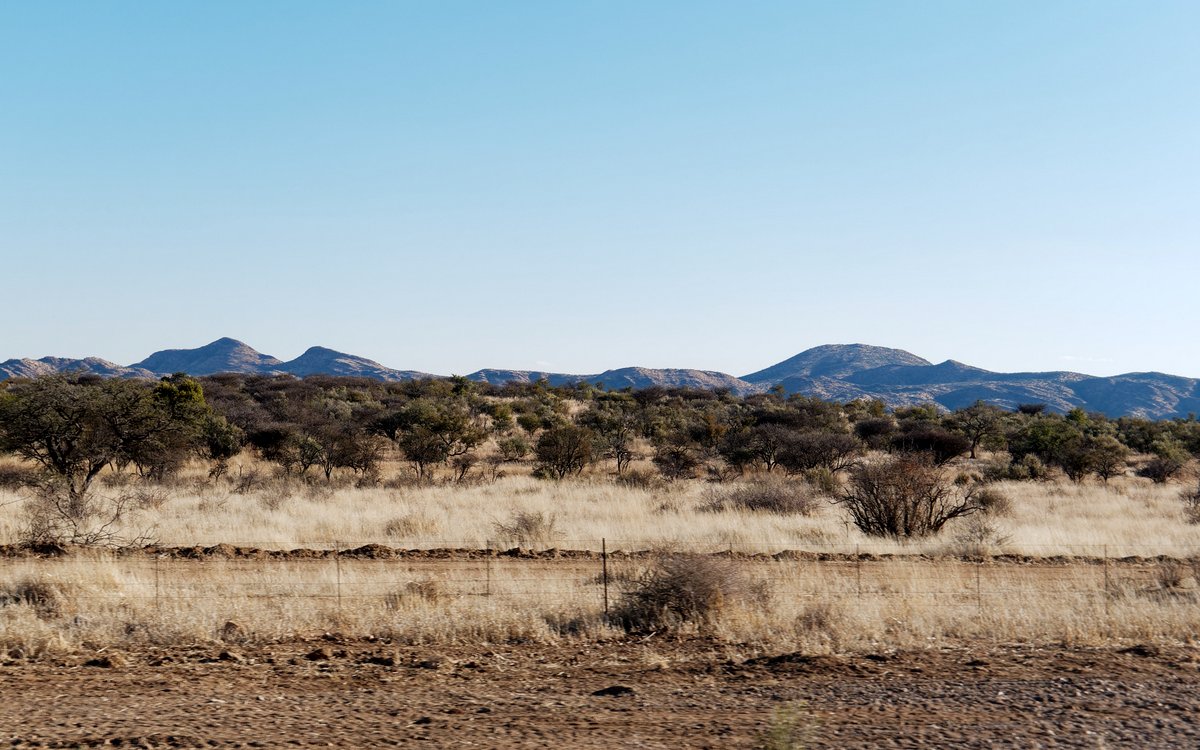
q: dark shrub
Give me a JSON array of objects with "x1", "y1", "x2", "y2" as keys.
[
  {"x1": 612, "y1": 554, "x2": 757, "y2": 633},
  {"x1": 835, "y1": 456, "x2": 982, "y2": 538},
  {"x1": 700, "y1": 478, "x2": 820, "y2": 515}
]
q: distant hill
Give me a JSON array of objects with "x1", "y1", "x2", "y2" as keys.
[
  {"x1": 0, "y1": 356, "x2": 152, "y2": 380},
  {"x1": 465, "y1": 369, "x2": 584, "y2": 388},
  {"x1": 279, "y1": 346, "x2": 432, "y2": 381},
  {"x1": 132, "y1": 337, "x2": 284, "y2": 376},
  {"x1": 3, "y1": 338, "x2": 1200, "y2": 419},
  {"x1": 464, "y1": 367, "x2": 754, "y2": 394},
  {"x1": 590, "y1": 367, "x2": 754, "y2": 394},
  {"x1": 742, "y1": 344, "x2": 932, "y2": 385}
]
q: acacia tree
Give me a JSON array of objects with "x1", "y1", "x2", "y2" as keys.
[
  {"x1": 378, "y1": 398, "x2": 486, "y2": 479},
  {"x1": 578, "y1": 398, "x2": 639, "y2": 475},
  {"x1": 0, "y1": 376, "x2": 129, "y2": 507},
  {"x1": 948, "y1": 401, "x2": 1007, "y2": 459},
  {"x1": 534, "y1": 425, "x2": 594, "y2": 479},
  {"x1": 200, "y1": 414, "x2": 244, "y2": 481},
  {"x1": 0, "y1": 375, "x2": 197, "y2": 545},
  {"x1": 776, "y1": 431, "x2": 862, "y2": 475}
]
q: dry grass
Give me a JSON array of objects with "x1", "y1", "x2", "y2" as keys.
[
  {"x1": 2, "y1": 456, "x2": 1199, "y2": 657},
  {"x1": 1, "y1": 457, "x2": 1196, "y2": 556},
  {"x1": 2, "y1": 553, "x2": 1198, "y2": 659}
]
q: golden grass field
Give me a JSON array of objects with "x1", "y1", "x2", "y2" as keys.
[
  {"x1": 2, "y1": 455, "x2": 1195, "y2": 555},
  {"x1": 2, "y1": 455, "x2": 1199, "y2": 660}
]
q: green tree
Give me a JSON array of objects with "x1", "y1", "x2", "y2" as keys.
[
  {"x1": 534, "y1": 425, "x2": 594, "y2": 480},
  {"x1": 383, "y1": 399, "x2": 486, "y2": 479},
  {"x1": 0, "y1": 377, "x2": 131, "y2": 506},
  {"x1": 948, "y1": 401, "x2": 1007, "y2": 459},
  {"x1": 200, "y1": 414, "x2": 244, "y2": 481}
]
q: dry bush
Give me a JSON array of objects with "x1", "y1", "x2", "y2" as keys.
[
  {"x1": 974, "y1": 487, "x2": 1013, "y2": 517},
  {"x1": 0, "y1": 463, "x2": 39, "y2": 491},
  {"x1": 793, "y1": 601, "x2": 843, "y2": 639},
  {"x1": 131, "y1": 487, "x2": 170, "y2": 511},
  {"x1": 983, "y1": 455, "x2": 1050, "y2": 482},
  {"x1": 802, "y1": 467, "x2": 839, "y2": 495},
  {"x1": 385, "y1": 579, "x2": 443, "y2": 609},
  {"x1": 98, "y1": 472, "x2": 135, "y2": 489},
  {"x1": 232, "y1": 468, "x2": 263, "y2": 495},
  {"x1": 949, "y1": 516, "x2": 1012, "y2": 557},
  {"x1": 258, "y1": 483, "x2": 293, "y2": 512},
  {"x1": 382, "y1": 513, "x2": 442, "y2": 539},
  {"x1": 616, "y1": 469, "x2": 665, "y2": 491},
  {"x1": 1181, "y1": 483, "x2": 1200, "y2": 525},
  {"x1": 612, "y1": 553, "x2": 758, "y2": 633},
  {"x1": 1150, "y1": 562, "x2": 1199, "y2": 599},
  {"x1": 195, "y1": 489, "x2": 231, "y2": 514},
  {"x1": 492, "y1": 511, "x2": 561, "y2": 549},
  {"x1": 700, "y1": 478, "x2": 820, "y2": 516},
  {"x1": 21, "y1": 482, "x2": 152, "y2": 548},
  {"x1": 0, "y1": 577, "x2": 65, "y2": 619},
  {"x1": 836, "y1": 456, "x2": 982, "y2": 538}
]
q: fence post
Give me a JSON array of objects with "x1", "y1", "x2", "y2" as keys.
[
  {"x1": 334, "y1": 540, "x2": 342, "y2": 613},
  {"x1": 602, "y1": 538, "x2": 609, "y2": 620},
  {"x1": 485, "y1": 539, "x2": 492, "y2": 597},
  {"x1": 1103, "y1": 545, "x2": 1109, "y2": 616},
  {"x1": 855, "y1": 545, "x2": 861, "y2": 599},
  {"x1": 975, "y1": 560, "x2": 982, "y2": 612}
]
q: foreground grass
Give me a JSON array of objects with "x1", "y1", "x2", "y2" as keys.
[
  {"x1": 2, "y1": 457, "x2": 1198, "y2": 658},
  {"x1": 2, "y1": 553, "x2": 1198, "y2": 659}
]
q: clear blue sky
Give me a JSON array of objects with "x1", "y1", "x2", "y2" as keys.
[{"x1": 3, "y1": 2, "x2": 1197, "y2": 377}]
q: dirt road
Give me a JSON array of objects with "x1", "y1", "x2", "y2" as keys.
[{"x1": 2, "y1": 639, "x2": 1198, "y2": 748}]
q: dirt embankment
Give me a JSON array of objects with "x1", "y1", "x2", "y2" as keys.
[{"x1": 0, "y1": 541, "x2": 1193, "y2": 566}]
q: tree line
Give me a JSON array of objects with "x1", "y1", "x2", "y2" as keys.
[{"x1": 3, "y1": 372, "x2": 1199, "y2": 495}]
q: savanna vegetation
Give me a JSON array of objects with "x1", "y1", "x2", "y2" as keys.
[{"x1": 2, "y1": 372, "x2": 1200, "y2": 658}]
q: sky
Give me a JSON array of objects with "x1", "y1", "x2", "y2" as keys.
[{"x1": 2, "y1": 1, "x2": 1198, "y2": 378}]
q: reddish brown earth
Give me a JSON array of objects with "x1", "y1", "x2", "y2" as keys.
[{"x1": 2, "y1": 639, "x2": 1199, "y2": 748}]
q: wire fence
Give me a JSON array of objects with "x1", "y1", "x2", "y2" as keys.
[{"x1": 7, "y1": 541, "x2": 1200, "y2": 620}]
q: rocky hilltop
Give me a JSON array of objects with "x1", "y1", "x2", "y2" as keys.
[
  {"x1": 0, "y1": 356, "x2": 153, "y2": 380},
  {"x1": 279, "y1": 346, "x2": 431, "y2": 382},
  {"x1": 131, "y1": 337, "x2": 285, "y2": 376},
  {"x1": 3, "y1": 339, "x2": 1199, "y2": 419}
]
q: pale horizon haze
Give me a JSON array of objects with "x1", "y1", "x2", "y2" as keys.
[{"x1": 3, "y1": 2, "x2": 1197, "y2": 378}]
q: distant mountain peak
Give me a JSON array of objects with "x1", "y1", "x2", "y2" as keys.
[
  {"x1": 298, "y1": 345, "x2": 340, "y2": 356},
  {"x1": 280, "y1": 346, "x2": 432, "y2": 382},
  {"x1": 131, "y1": 338, "x2": 284, "y2": 376},
  {"x1": 742, "y1": 343, "x2": 931, "y2": 384}
]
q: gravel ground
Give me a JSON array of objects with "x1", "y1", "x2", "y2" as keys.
[{"x1": 2, "y1": 639, "x2": 1198, "y2": 748}]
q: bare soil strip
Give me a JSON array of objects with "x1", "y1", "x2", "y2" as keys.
[{"x1": 2, "y1": 640, "x2": 1198, "y2": 748}]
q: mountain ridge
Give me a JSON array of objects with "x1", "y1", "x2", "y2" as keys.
[{"x1": 3, "y1": 339, "x2": 1199, "y2": 419}]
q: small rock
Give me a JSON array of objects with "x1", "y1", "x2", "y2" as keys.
[
  {"x1": 305, "y1": 647, "x2": 333, "y2": 661},
  {"x1": 84, "y1": 653, "x2": 126, "y2": 669},
  {"x1": 591, "y1": 685, "x2": 636, "y2": 697},
  {"x1": 1118, "y1": 644, "x2": 1160, "y2": 658},
  {"x1": 412, "y1": 716, "x2": 433, "y2": 725},
  {"x1": 218, "y1": 650, "x2": 245, "y2": 663}
]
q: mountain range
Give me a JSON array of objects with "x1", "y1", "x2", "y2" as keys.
[{"x1": 3, "y1": 338, "x2": 1199, "y2": 419}]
